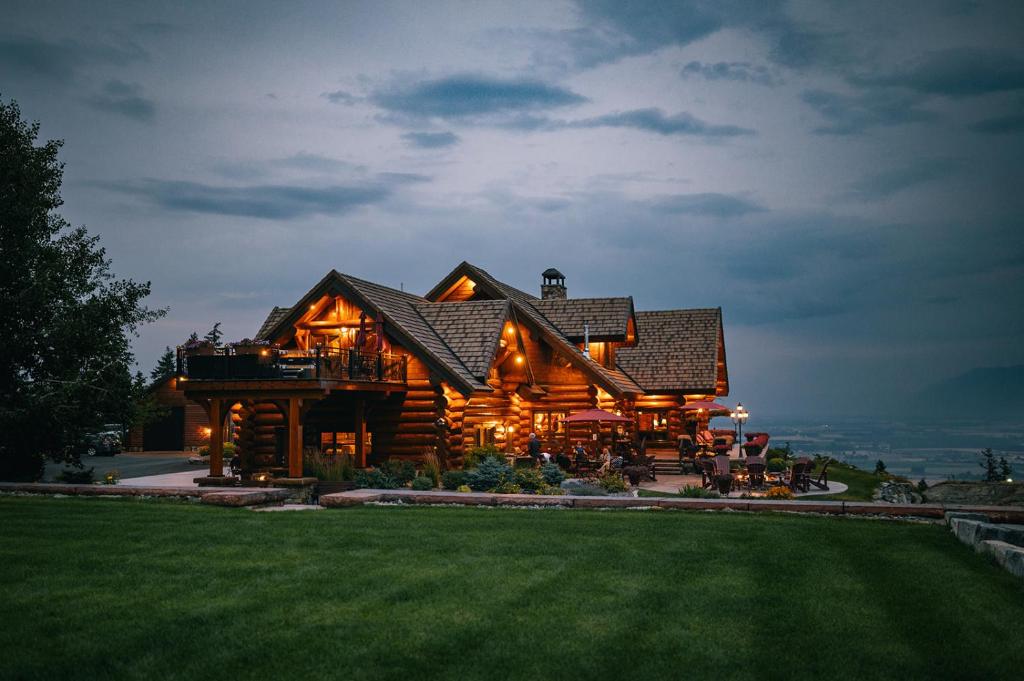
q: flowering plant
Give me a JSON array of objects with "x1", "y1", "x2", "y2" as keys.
[{"x1": 765, "y1": 485, "x2": 794, "y2": 500}]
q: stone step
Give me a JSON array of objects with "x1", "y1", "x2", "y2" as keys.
[
  {"x1": 976, "y1": 540, "x2": 1024, "y2": 579},
  {"x1": 201, "y1": 489, "x2": 291, "y2": 507},
  {"x1": 949, "y1": 518, "x2": 1024, "y2": 549}
]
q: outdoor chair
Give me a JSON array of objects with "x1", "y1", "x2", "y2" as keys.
[
  {"x1": 788, "y1": 459, "x2": 810, "y2": 493},
  {"x1": 713, "y1": 454, "x2": 733, "y2": 494},
  {"x1": 746, "y1": 456, "x2": 766, "y2": 489},
  {"x1": 807, "y1": 458, "x2": 831, "y2": 490},
  {"x1": 700, "y1": 457, "x2": 717, "y2": 489}
]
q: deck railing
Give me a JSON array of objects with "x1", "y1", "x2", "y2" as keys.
[{"x1": 176, "y1": 346, "x2": 407, "y2": 383}]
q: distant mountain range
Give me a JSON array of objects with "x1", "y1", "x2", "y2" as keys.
[{"x1": 913, "y1": 365, "x2": 1024, "y2": 419}]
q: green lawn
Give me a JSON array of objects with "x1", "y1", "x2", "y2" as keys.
[
  {"x1": 817, "y1": 462, "x2": 893, "y2": 501},
  {"x1": 1, "y1": 497, "x2": 1022, "y2": 681}
]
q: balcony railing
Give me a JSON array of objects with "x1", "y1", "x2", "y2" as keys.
[{"x1": 176, "y1": 346, "x2": 407, "y2": 383}]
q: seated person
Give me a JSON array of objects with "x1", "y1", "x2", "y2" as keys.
[{"x1": 555, "y1": 451, "x2": 573, "y2": 470}]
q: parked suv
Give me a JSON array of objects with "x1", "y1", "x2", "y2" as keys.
[{"x1": 81, "y1": 430, "x2": 122, "y2": 457}]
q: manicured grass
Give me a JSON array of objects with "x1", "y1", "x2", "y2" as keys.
[
  {"x1": 1, "y1": 497, "x2": 1022, "y2": 681},
  {"x1": 817, "y1": 462, "x2": 890, "y2": 501}
]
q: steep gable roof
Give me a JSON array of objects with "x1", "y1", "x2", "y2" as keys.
[
  {"x1": 532, "y1": 297, "x2": 634, "y2": 341},
  {"x1": 256, "y1": 270, "x2": 488, "y2": 395},
  {"x1": 255, "y1": 306, "x2": 292, "y2": 341},
  {"x1": 616, "y1": 308, "x2": 725, "y2": 393},
  {"x1": 414, "y1": 300, "x2": 510, "y2": 381},
  {"x1": 427, "y1": 262, "x2": 642, "y2": 396}
]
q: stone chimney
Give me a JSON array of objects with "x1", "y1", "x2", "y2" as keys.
[{"x1": 541, "y1": 268, "x2": 567, "y2": 299}]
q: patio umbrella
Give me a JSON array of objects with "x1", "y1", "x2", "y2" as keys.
[
  {"x1": 562, "y1": 408, "x2": 631, "y2": 423},
  {"x1": 680, "y1": 401, "x2": 731, "y2": 415}
]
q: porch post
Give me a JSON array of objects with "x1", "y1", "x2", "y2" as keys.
[
  {"x1": 354, "y1": 398, "x2": 367, "y2": 468},
  {"x1": 288, "y1": 397, "x2": 302, "y2": 478},
  {"x1": 208, "y1": 398, "x2": 223, "y2": 477}
]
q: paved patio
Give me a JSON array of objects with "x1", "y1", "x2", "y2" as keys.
[
  {"x1": 119, "y1": 467, "x2": 228, "y2": 488},
  {"x1": 638, "y1": 474, "x2": 848, "y2": 497}
]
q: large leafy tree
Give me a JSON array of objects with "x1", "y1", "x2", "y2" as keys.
[{"x1": 0, "y1": 98, "x2": 164, "y2": 480}]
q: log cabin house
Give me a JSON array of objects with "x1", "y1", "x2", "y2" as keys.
[{"x1": 178, "y1": 262, "x2": 728, "y2": 481}]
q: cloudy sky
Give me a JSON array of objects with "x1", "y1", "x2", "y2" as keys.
[{"x1": 4, "y1": 0, "x2": 1023, "y2": 418}]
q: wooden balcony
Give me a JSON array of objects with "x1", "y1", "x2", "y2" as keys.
[{"x1": 176, "y1": 346, "x2": 407, "y2": 385}]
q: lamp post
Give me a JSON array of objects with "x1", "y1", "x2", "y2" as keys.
[{"x1": 730, "y1": 403, "x2": 749, "y2": 456}]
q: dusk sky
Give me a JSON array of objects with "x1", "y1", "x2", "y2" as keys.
[{"x1": 4, "y1": 0, "x2": 1023, "y2": 419}]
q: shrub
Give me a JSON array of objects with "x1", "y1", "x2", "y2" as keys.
[
  {"x1": 493, "y1": 480, "x2": 522, "y2": 494},
  {"x1": 679, "y1": 484, "x2": 720, "y2": 499},
  {"x1": 456, "y1": 484, "x2": 472, "y2": 493},
  {"x1": 441, "y1": 470, "x2": 468, "y2": 491},
  {"x1": 539, "y1": 484, "x2": 566, "y2": 496},
  {"x1": 765, "y1": 442, "x2": 792, "y2": 460},
  {"x1": 917, "y1": 478, "x2": 928, "y2": 493},
  {"x1": 304, "y1": 450, "x2": 355, "y2": 481},
  {"x1": 467, "y1": 457, "x2": 513, "y2": 491},
  {"x1": 411, "y1": 476, "x2": 434, "y2": 491},
  {"x1": 514, "y1": 467, "x2": 546, "y2": 492},
  {"x1": 598, "y1": 472, "x2": 627, "y2": 493},
  {"x1": 103, "y1": 470, "x2": 120, "y2": 485},
  {"x1": 197, "y1": 442, "x2": 236, "y2": 459},
  {"x1": 421, "y1": 449, "x2": 443, "y2": 487},
  {"x1": 56, "y1": 467, "x2": 94, "y2": 484},
  {"x1": 540, "y1": 462, "x2": 566, "y2": 486},
  {"x1": 380, "y1": 459, "x2": 416, "y2": 485},
  {"x1": 463, "y1": 444, "x2": 503, "y2": 469},
  {"x1": 766, "y1": 457, "x2": 786, "y2": 473},
  {"x1": 765, "y1": 485, "x2": 794, "y2": 500},
  {"x1": 354, "y1": 468, "x2": 400, "y2": 489}
]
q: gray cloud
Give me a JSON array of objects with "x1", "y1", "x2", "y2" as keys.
[
  {"x1": 969, "y1": 112, "x2": 1024, "y2": 135},
  {"x1": 401, "y1": 131, "x2": 460, "y2": 148},
  {"x1": 569, "y1": 109, "x2": 753, "y2": 137},
  {"x1": 843, "y1": 158, "x2": 960, "y2": 201},
  {"x1": 648, "y1": 193, "x2": 763, "y2": 218},
  {"x1": 851, "y1": 48, "x2": 1024, "y2": 98},
  {"x1": 107, "y1": 180, "x2": 394, "y2": 220},
  {"x1": 322, "y1": 89, "x2": 359, "y2": 105},
  {"x1": 801, "y1": 88, "x2": 936, "y2": 135},
  {"x1": 0, "y1": 34, "x2": 146, "y2": 83},
  {"x1": 271, "y1": 152, "x2": 365, "y2": 173},
  {"x1": 372, "y1": 73, "x2": 587, "y2": 120},
  {"x1": 681, "y1": 61, "x2": 778, "y2": 86},
  {"x1": 86, "y1": 80, "x2": 155, "y2": 122}
]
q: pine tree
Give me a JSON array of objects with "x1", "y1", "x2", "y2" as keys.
[
  {"x1": 979, "y1": 448, "x2": 1000, "y2": 482},
  {"x1": 187, "y1": 332, "x2": 199, "y2": 344},
  {"x1": 874, "y1": 459, "x2": 887, "y2": 475},
  {"x1": 203, "y1": 322, "x2": 223, "y2": 346},
  {"x1": 150, "y1": 347, "x2": 177, "y2": 382},
  {"x1": 998, "y1": 456, "x2": 1013, "y2": 481}
]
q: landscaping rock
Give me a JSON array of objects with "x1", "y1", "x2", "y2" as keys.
[
  {"x1": 926, "y1": 481, "x2": 1024, "y2": 507},
  {"x1": 949, "y1": 519, "x2": 1024, "y2": 549},
  {"x1": 944, "y1": 511, "x2": 990, "y2": 526},
  {"x1": 874, "y1": 481, "x2": 922, "y2": 504},
  {"x1": 201, "y1": 489, "x2": 290, "y2": 507},
  {"x1": 976, "y1": 540, "x2": 1024, "y2": 579}
]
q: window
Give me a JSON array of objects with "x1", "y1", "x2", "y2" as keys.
[
  {"x1": 532, "y1": 411, "x2": 567, "y2": 441},
  {"x1": 320, "y1": 431, "x2": 371, "y2": 456},
  {"x1": 636, "y1": 410, "x2": 670, "y2": 442}
]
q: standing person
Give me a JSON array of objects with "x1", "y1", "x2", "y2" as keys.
[{"x1": 527, "y1": 432, "x2": 542, "y2": 466}]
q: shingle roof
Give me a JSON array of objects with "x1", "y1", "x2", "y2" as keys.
[
  {"x1": 255, "y1": 306, "x2": 292, "y2": 341},
  {"x1": 254, "y1": 271, "x2": 488, "y2": 394},
  {"x1": 341, "y1": 274, "x2": 488, "y2": 392},
  {"x1": 415, "y1": 300, "x2": 509, "y2": 381},
  {"x1": 616, "y1": 309, "x2": 722, "y2": 392},
  {"x1": 532, "y1": 297, "x2": 633, "y2": 341},
  {"x1": 428, "y1": 262, "x2": 642, "y2": 396}
]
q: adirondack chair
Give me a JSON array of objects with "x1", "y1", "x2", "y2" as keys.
[
  {"x1": 808, "y1": 457, "x2": 832, "y2": 490},
  {"x1": 713, "y1": 454, "x2": 733, "y2": 494},
  {"x1": 700, "y1": 457, "x2": 717, "y2": 489},
  {"x1": 746, "y1": 456, "x2": 766, "y2": 489},
  {"x1": 788, "y1": 458, "x2": 810, "y2": 493}
]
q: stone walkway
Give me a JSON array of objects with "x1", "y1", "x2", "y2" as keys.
[
  {"x1": 639, "y1": 474, "x2": 848, "y2": 497},
  {"x1": 118, "y1": 467, "x2": 229, "y2": 488}
]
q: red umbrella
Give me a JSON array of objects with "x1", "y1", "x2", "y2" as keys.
[
  {"x1": 563, "y1": 408, "x2": 631, "y2": 423},
  {"x1": 680, "y1": 401, "x2": 731, "y2": 414}
]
